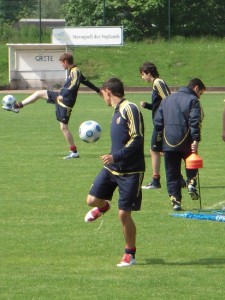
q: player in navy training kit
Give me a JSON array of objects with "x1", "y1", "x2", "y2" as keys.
[
  {"x1": 154, "y1": 78, "x2": 206, "y2": 211},
  {"x1": 8, "y1": 53, "x2": 102, "y2": 159},
  {"x1": 139, "y1": 62, "x2": 171, "y2": 189},
  {"x1": 84, "y1": 78, "x2": 145, "y2": 267}
]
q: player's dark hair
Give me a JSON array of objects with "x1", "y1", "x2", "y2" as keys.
[
  {"x1": 187, "y1": 78, "x2": 206, "y2": 90},
  {"x1": 139, "y1": 62, "x2": 159, "y2": 78},
  {"x1": 102, "y1": 78, "x2": 125, "y2": 97},
  {"x1": 59, "y1": 53, "x2": 74, "y2": 64}
]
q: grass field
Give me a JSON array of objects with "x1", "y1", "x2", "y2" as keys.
[
  {"x1": 0, "y1": 91, "x2": 225, "y2": 299},
  {"x1": 1, "y1": 37, "x2": 225, "y2": 88}
]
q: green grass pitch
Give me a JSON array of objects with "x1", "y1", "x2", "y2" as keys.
[{"x1": 0, "y1": 92, "x2": 225, "y2": 299}]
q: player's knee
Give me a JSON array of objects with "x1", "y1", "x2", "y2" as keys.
[
  {"x1": 60, "y1": 123, "x2": 68, "y2": 132},
  {"x1": 35, "y1": 90, "x2": 44, "y2": 97},
  {"x1": 86, "y1": 195, "x2": 104, "y2": 207},
  {"x1": 118, "y1": 210, "x2": 132, "y2": 223},
  {"x1": 86, "y1": 195, "x2": 95, "y2": 206},
  {"x1": 33, "y1": 90, "x2": 48, "y2": 100}
]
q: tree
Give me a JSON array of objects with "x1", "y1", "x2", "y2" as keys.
[
  {"x1": 1, "y1": 0, "x2": 225, "y2": 40},
  {"x1": 0, "y1": 0, "x2": 68, "y2": 24},
  {"x1": 0, "y1": 0, "x2": 37, "y2": 23},
  {"x1": 170, "y1": 0, "x2": 225, "y2": 37},
  {"x1": 64, "y1": 0, "x2": 165, "y2": 41},
  {"x1": 40, "y1": 0, "x2": 67, "y2": 19}
]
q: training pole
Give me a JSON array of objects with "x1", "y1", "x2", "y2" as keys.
[{"x1": 197, "y1": 171, "x2": 202, "y2": 209}]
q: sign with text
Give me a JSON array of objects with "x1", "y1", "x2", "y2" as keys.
[
  {"x1": 7, "y1": 43, "x2": 69, "y2": 89},
  {"x1": 17, "y1": 51, "x2": 62, "y2": 71},
  {"x1": 52, "y1": 27, "x2": 123, "y2": 46}
]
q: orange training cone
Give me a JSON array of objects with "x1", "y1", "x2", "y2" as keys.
[{"x1": 186, "y1": 153, "x2": 203, "y2": 169}]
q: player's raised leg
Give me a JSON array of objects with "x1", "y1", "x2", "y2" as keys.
[
  {"x1": 2, "y1": 90, "x2": 49, "y2": 113},
  {"x1": 84, "y1": 195, "x2": 110, "y2": 222},
  {"x1": 18, "y1": 90, "x2": 49, "y2": 108}
]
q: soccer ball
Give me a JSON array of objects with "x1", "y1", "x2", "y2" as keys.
[
  {"x1": 2, "y1": 94, "x2": 16, "y2": 109},
  {"x1": 79, "y1": 120, "x2": 102, "y2": 143}
]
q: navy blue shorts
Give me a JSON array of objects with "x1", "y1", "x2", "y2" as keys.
[
  {"x1": 151, "y1": 126, "x2": 163, "y2": 152},
  {"x1": 88, "y1": 168, "x2": 144, "y2": 211},
  {"x1": 47, "y1": 90, "x2": 59, "y2": 104},
  {"x1": 47, "y1": 90, "x2": 72, "y2": 124}
]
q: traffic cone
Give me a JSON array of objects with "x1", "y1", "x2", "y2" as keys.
[{"x1": 186, "y1": 153, "x2": 203, "y2": 169}]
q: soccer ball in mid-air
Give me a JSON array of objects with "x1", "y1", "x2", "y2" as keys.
[
  {"x1": 79, "y1": 120, "x2": 102, "y2": 143},
  {"x1": 2, "y1": 94, "x2": 16, "y2": 110}
]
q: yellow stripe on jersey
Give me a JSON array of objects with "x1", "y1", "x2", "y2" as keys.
[
  {"x1": 68, "y1": 66, "x2": 80, "y2": 90},
  {"x1": 56, "y1": 97, "x2": 72, "y2": 116},
  {"x1": 104, "y1": 166, "x2": 144, "y2": 176},
  {"x1": 153, "y1": 78, "x2": 170, "y2": 99},
  {"x1": 119, "y1": 100, "x2": 143, "y2": 148}
]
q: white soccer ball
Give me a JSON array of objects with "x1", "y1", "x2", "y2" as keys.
[
  {"x1": 79, "y1": 120, "x2": 102, "y2": 143},
  {"x1": 2, "y1": 94, "x2": 16, "y2": 108}
]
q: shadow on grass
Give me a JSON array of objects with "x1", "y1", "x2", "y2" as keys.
[
  {"x1": 141, "y1": 258, "x2": 225, "y2": 266},
  {"x1": 201, "y1": 186, "x2": 225, "y2": 189}
]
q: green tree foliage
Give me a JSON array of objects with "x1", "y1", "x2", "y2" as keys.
[
  {"x1": 0, "y1": 0, "x2": 37, "y2": 23},
  {"x1": 0, "y1": 0, "x2": 67, "y2": 23},
  {"x1": 171, "y1": 0, "x2": 225, "y2": 37},
  {"x1": 64, "y1": 0, "x2": 225, "y2": 40},
  {"x1": 0, "y1": 0, "x2": 225, "y2": 40},
  {"x1": 64, "y1": 0, "x2": 103, "y2": 26},
  {"x1": 64, "y1": 0, "x2": 165, "y2": 40},
  {"x1": 105, "y1": 0, "x2": 165, "y2": 40},
  {"x1": 40, "y1": 0, "x2": 67, "y2": 19},
  {"x1": 0, "y1": 0, "x2": 67, "y2": 42}
]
